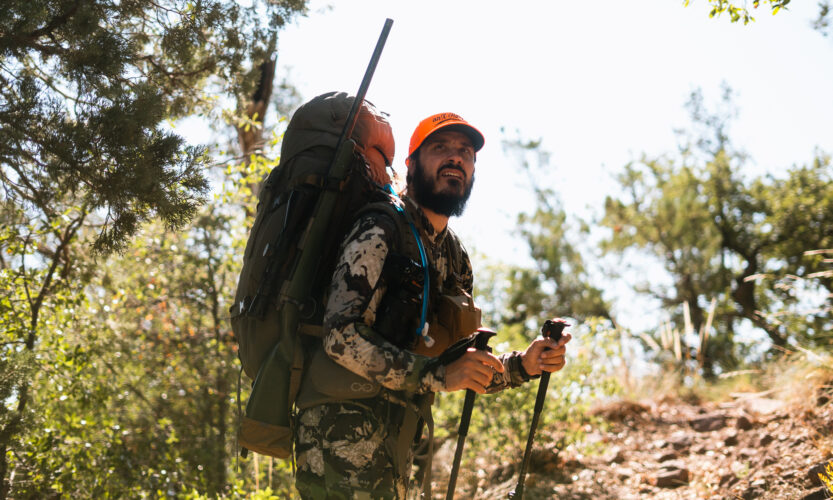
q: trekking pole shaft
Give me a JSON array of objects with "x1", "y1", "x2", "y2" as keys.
[
  {"x1": 511, "y1": 372, "x2": 550, "y2": 499},
  {"x1": 509, "y1": 319, "x2": 567, "y2": 500},
  {"x1": 446, "y1": 328, "x2": 495, "y2": 500},
  {"x1": 446, "y1": 390, "x2": 475, "y2": 500}
]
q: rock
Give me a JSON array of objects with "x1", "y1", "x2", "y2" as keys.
[
  {"x1": 802, "y1": 487, "x2": 830, "y2": 500},
  {"x1": 736, "y1": 415, "x2": 754, "y2": 430},
  {"x1": 668, "y1": 433, "x2": 692, "y2": 450},
  {"x1": 651, "y1": 467, "x2": 689, "y2": 488},
  {"x1": 724, "y1": 432, "x2": 739, "y2": 446},
  {"x1": 757, "y1": 434, "x2": 774, "y2": 447},
  {"x1": 588, "y1": 399, "x2": 649, "y2": 422},
  {"x1": 656, "y1": 451, "x2": 678, "y2": 462},
  {"x1": 808, "y1": 460, "x2": 832, "y2": 487},
  {"x1": 612, "y1": 450, "x2": 627, "y2": 464},
  {"x1": 651, "y1": 439, "x2": 668, "y2": 449},
  {"x1": 692, "y1": 443, "x2": 708, "y2": 454},
  {"x1": 817, "y1": 387, "x2": 831, "y2": 407},
  {"x1": 719, "y1": 472, "x2": 738, "y2": 487},
  {"x1": 690, "y1": 413, "x2": 727, "y2": 432},
  {"x1": 743, "y1": 486, "x2": 764, "y2": 500},
  {"x1": 615, "y1": 466, "x2": 634, "y2": 480},
  {"x1": 658, "y1": 459, "x2": 687, "y2": 471},
  {"x1": 739, "y1": 448, "x2": 757, "y2": 458},
  {"x1": 488, "y1": 464, "x2": 515, "y2": 483},
  {"x1": 742, "y1": 397, "x2": 785, "y2": 416}
]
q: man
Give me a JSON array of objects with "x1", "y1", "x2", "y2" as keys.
[{"x1": 294, "y1": 112, "x2": 572, "y2": 499}]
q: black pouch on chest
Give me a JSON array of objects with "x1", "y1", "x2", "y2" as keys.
[{"x1": 374, "y1": 252, "x2": 425, "y2": 349}]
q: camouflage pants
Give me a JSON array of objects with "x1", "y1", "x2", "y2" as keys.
[{"x1": 294, "y1": 399, "x2": 414, "y2": 500}]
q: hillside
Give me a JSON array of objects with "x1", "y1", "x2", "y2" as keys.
[{"x1": 432, "y1": 380, "x2": 833, "y2": 499}]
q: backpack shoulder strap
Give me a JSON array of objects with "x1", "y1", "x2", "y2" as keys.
[{"x1": 442, "y1": 227, "x2": 472, "y2": 294}]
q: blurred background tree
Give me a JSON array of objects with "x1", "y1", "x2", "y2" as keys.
[{"x1": 599, "y1": 86, "x2": 833, "y2": 377}]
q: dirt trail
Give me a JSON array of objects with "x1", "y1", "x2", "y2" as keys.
[{"x1": 433, "y1": 389, "x2": 833, "y2": 499}]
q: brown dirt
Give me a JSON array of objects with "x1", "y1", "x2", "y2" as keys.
[{"x1": 431, "y1": 387, "x2": 833, "y2": 499}]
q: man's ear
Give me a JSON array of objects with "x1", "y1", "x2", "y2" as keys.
[{"x1": 405, "y1": 150, "x2": 417, "y2": 171}]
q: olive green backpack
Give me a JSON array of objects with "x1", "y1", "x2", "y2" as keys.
[{"x1": 230, "y1": 91, "x2": 394, "y2": 458}]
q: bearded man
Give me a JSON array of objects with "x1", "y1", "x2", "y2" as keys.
[{"x1": 293, "y1": 113, "x2": 572, "y2": 499}]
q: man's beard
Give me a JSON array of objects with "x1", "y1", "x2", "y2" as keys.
[{"x1": 406, "y1": 157, "x2": 474, "y2": 217}]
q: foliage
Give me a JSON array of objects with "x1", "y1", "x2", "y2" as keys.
[
  {"x1": 819, "y1": 461, "x2": 833, "y2": 495},
  {"x1": 0, "y1": 0, "x2": 305, "y2": 254},
  {"x1": 0, "y1": 1, "x2": 306, "y2": 497},
  {"x1": 686, "y1": 0, "x2": 833, "y2": 38},
  {"x1": 496, "y1": 133, "x2": 610, "y2": 328},
  {"x1": 600, "y1": 87, "x2": 833, "y2": 376},
  {"x1": 432, "y1": 318, "x2": 624, "y2": 469},
  {"x1": 814, "y1": 1, "x2": 832, "y2": 36},
  {"x1": 684, "y1": 0, "x2": 791, "y2": 25}
]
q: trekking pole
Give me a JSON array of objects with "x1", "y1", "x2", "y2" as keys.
[
  {"x1": 446, "y1": 327, "x2": 496, "y2": 500},
  {"x1": 508, "y1": 319, "x2": 568, "y2": 500}
]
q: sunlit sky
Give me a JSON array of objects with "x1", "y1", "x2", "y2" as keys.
[{"x1": 219, "y1": 1, "x2": 833, "y2": 331}]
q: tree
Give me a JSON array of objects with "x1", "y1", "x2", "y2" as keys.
[
  {"x1": 688, "y1": 0, "x2": 833, "y2": 38},
  {"x1": 814, "y1": 1, "x2": 832, "y2": 36},
  {"x1": 0, "y1": 1, "x2": 307, "y2": 496},
  {"x1": 1, "y1": 0, "x2": 306, "y2": 254},
  {"x1": 497, "y1": 133, "x2": 610, "y2": 329},
  {"x1": 601, "y1": 87, "x2": 833, "y2": 375},
  {"x1": 686, "y1": 0, "x2": 791, "y2": 25}
]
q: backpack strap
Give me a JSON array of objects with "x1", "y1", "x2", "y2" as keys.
[{"x1": 356, "y1": 193, "x2": 432, "y2": 347}]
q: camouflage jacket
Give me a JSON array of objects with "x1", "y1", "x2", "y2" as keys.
[{"x1": 322, "y1": 195, "x2": 531, "y2": 395}]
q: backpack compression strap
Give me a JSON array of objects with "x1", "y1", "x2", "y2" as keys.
[{"x1": 384, "y1": 185, "x2": 434, "y2": 348}]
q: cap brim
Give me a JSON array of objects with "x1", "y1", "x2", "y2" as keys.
[{"x1": 433, "y1": 122, "x2": 485, "y2": 152}]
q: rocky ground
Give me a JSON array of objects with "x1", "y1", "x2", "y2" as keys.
[{"x1": 430, "y1": 385, "x2": 833, "y2": 499}]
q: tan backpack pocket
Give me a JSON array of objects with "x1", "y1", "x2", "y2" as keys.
[{"x1": 296, "y1": 347, "x2": 381, "y2": 408}]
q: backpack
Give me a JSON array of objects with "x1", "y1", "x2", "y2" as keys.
[{"x1": 230, "y1": 91, "x2": 395, "y2": 458}]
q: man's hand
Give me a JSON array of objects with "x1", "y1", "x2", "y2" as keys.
[
  {"x1": 521, "y1": 332, "x2": 572, "y2": 378},
  {"x1": 442, "y1": 348, "x2": 504, "y2": 394}
]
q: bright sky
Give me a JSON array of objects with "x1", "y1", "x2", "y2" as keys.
[{"x1": 268, "y1": 0, "x2": 833, "y2": 331}]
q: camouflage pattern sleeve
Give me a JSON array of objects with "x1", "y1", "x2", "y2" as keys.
[
  {"x1": 485, "y1": 351, "x2": 533, "y2": 392},
  {"x1": 322, "y1": 212, "x2": 445, "y2": 394}
]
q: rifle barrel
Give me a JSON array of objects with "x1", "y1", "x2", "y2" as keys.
[{"x1": 336, "y1": 18, "x2": 393, "y2": 151}]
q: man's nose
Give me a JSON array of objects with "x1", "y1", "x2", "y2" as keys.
[{"x1": 446, "y1": 148, "x2": 467, "y2": 164}]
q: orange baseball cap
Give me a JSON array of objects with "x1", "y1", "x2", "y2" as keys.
[{"x1": 408, "y1": 112, "x2": 485, "y2": 158}]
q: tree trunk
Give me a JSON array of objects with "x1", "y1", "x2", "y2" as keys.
[
  {"x1": 238, "y1": 58, "x2": 276, "y2": 210},
  {"x1": 732, "y1": 261, "x2": 787, "y2": 347}
]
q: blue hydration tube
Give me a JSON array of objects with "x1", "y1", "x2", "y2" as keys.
[{"x1": 385, "y1": 185, "x2": 433, "y2": 347}]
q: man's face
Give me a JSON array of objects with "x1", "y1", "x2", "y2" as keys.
[{"x1": 406, "y1": 130, "x2": 476, "y2": 217}]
